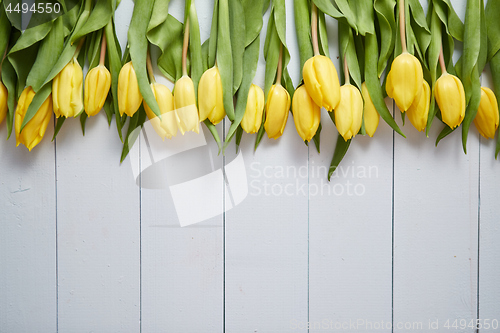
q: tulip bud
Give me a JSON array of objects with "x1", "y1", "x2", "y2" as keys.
[
  {"x1": 174, "y1": 75, "x2": 199, "y2": 134},
  {"x1": 264, "y1": 84, "x2": 291, "y2": 139},
  {"x1": 52, "y1": 57, "x2": 83, "y2": 118},
  {"x1": 241, "y1": 84, "x2": 265, "y2": 134},
  {"x1": 473, "y1": 87, "x2": 499, "y2": 139},
  {"x1": 406, "y1": 80, "x2": 430, "y2": 132},
  {"x1": 361, "y1": 82, "x2": 379, "y2": 137},
  {"x1": 434, "y1": 73, "x2": 465, "y2": 129},
  {"x1": 15, "y1": 87, "x2": 52, "y2": 151},
  {"x1": 292, "y1": 85, "x2": 320, "y2": 142},
  {"x1": 0, "y1": 81, "x2": 7, "y2": 125},
  {"x1": 84, "y1": 65, "x2": 111, "y2": 117},
  {"x1": 386, "y1": 52, "x2": 423, "y2": 112},
  {"x1": 118, "y1": 61, "x2": 143, "y2": 117},
  {"x1": 198, "y1": 67, "x2": 225, "y2": 125},
  {"x1": 335, "y1": 84, "x2": 363, "y2": 141},
  {"x1": 144, "y1": 83, "x2": 178, "y2": 140},
  {"x1": 303, "y1": 55, "x2": 341, "y2": 111}
]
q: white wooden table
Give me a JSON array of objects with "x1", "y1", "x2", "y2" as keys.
[{"x1": 1, "y1": 0, "x2": 499, "y2": 332}]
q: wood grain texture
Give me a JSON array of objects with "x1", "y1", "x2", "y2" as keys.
[
  {"x1": 0, "y1": 123, "x2": 57, "y2": 332},
  {"x1": 56, "y1": 116, "x2": 140, "y2": 332}
]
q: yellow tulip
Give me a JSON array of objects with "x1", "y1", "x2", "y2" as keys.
[
  {"x1": 303, "y1": 55, "x2": 341, "y2": 111},
  {"x1": 198, "y1": 67, "x2": 225, "y2": 125},
  {"x1": 386, "y1": 52, "x2": 423, "y2": 112},
  {"x1": 118, "y1": 61, "x2": 143, "y2": 117},
  {"x1": 406, "y1": 80, "x2": 430, "y2": 132},
  {"x1": 15, "y1": 87, "x2": 52, "y2": 151},
  {"x1": 474, "y1": 87, "x2": 499, "y2": 139},
  {"x1": 361, "y1": 82, "x2": 379, "y2": 137},
  {"x1": 241, "y1": 84, "x2": 265, "y2": 134},
  {"x1": 434, "y1": 73, "x2": 465, "y2": 129},
  {"x1": 144, "y1": 82, "x2": 178, "y2": 139},
  {"x1": 264, "y1": 84, "x2": 291, "y2": 139},
  {"x1": 84, "y1": 65, "x2": 111, "y2": 117},
  {"x1": 0, "y1": 80, "x2": 7, "y2": 124},
  {"x1": 174, "y1": 75, "x2": 199, "y2": 134},
  {"x1": 52, "y1": 57, "x2": 83, "y2": 118},
  {"x1": 292, "y1": 85, "x2": 321, "y2": 142},
  {"x1": 335, "y1": 84, "x2": 363, "y2": 141}
]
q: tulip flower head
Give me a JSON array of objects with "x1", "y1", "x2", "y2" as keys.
[
  {"x1": 264, "y1": 84, "x2": 291, "y2": 139},
  {"x1": 15, "y1": 87, "x2": 53, "y2": 151},
  {"x1": 303, "y1": 55, "x2": 341, "y2": 111},
  {"x1": 434, "y1": 73, "x2": 465, "y2": 129},
  {"x1": 292, "y1": 85, "x2": 321, "y2": 142},
  {"x1": 84, "y1": 65, "x2": 111, "y2": 117},
  {"x1": 406, "y1": 80, "x2": 430, "y2": 132},
  {"x1": 0, "y1": 80, "x2": 7, "y2": 124},
  {"x1": 241, "y1": 84, "x2": 265, "y2": 134},
  {"x1": 361, "y1": 82, "x2": 379, "y2": 137},
  {"x1": 386, "y1": 52, "x2": 423, "y2": 112},
  {"x1": 335, "y1": 84, "x2": 363, "y2": 141},
  {"x1": 118, "y1": 61, "x2": 143, "y2": 117},
  {"x1": 174, "y1": 75, "x2": 199, "y2": 134},
  {"x1": 52, "y1": 57, "x2": 83, "y2": 118},
  {"x1": 198, "y1": 66, "x2": 225, "y2": 125},
  {"x1": 474, "y1": 87, "x2": 499, "y2": 139},
  {"x1": 144, "y1": 82, "x2": 178, "y2": 140}
]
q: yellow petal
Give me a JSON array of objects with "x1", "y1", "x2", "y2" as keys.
[
  {"x1": 241, "y1": 84, "x2": 265, "y2": 134},
  {"x1": 434, "y1": 73, "x2": 465, "y2": 129},
  {"x1": 264, "y1": 84, "x2": 290, "y2": 139},
  {"x1": 474, "y1": 87, "x2": 499, "y2": 139},
  {"x1": 174, "y1": 76, "x2": 199, "y2": 134},
  {"x1": 0, "y1": 81, "x2": 8, "y2": 124},
  {"x1": 386, "y1": 52, "x2": 423, "y2": 112},
  {"x1": 292, "y1": 85, "x2": 321, "y2": 142},
  {"x1": 118, "y1": 61, "x2": 143, "y2": 117},
  {"x1": 335, "y1": 84, "x2": 363, "y2": 141},
  {"x1": 361, "y1": 82, "x2": 379, "y2": 137},
  {"x1": 303, "y1": 55, "x2": 341, "y2": 111},
  {"x1": 407, "y1": 80, "x2": 430, "y2": 132}
]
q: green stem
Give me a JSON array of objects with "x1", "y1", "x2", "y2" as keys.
[
  {"x1": 344, "y1": 55, "x2": 349, "y2": 84},
  {"x1": 276, "y1": 43, "x2": 283, "y2": 86},
  {"x1": 311, "y1": 2, "x2": 320, "y2": 56},
  {"x1": 399, "y1": 0, "x2": 407, "y2": 53},
  {"x1": 438, "y1": 46, "x2": 447, "y2": 75},
  {"x1": 99, "y1": 33, "x2": 107, "y2": 66},
  {"x1": 146, "y1": 48, "x2": 156, "y2": 83},
  {"x1": 74, "y1": 37, "x2": 86, "y2": 59},
  {"x1": 182, "y1": 16, "x2": 190, "y2": 76}
]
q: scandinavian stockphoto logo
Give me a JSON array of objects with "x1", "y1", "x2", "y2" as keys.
[{"x1": 128, "y1": 118, "x2": 248, "y2": 227}]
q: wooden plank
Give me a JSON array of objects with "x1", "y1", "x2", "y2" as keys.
[
  {"x1": 308, "y1": 108, "x2": 394, "y2": 332},
  {"x1": 56, "y1": 116, "x2": 141, "y2": 332},
  {"x1": 478, "y1": 71, "x2": 500, "y2": 331},
  {"x1": 139, "y1": 123, "x2": 224, "y2": 332},
  {"x1": 393, "y1": 116, "x2": 479, "y2": 331},
  {"x1": 0, "y1": 124, "x2": 57, "y2": 332}
]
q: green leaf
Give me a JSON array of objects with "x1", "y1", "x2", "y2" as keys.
[
  {"x1": 225, "y1": 35, "x2": 260, "y2": 147},
  {"x1": 27, "y1": 16, "x2": 64, "y2": 92},
  {"x1": 128, "y1": 0, "x2": 160, "y2": 117},
  {"x1": 229, "y1": 0, "x2": 245, "y2": 94},
  {"x1": 1, "y1": 58, "x2": 17, "y2": 138},
  {"x1": 374, "y1": 0, "x2": 396, "y2": 77},
  {"x1": 105, "y1": 19, "x2": 124, "y2": 141},
  {"x1": 121, "y1": 106, "x2": 147, "y2": 163},
  {"x1": 52, "y1": 116, "x2": 66, "y2": 141},
  {"x1": 71, "y1": 0, "x2": 113, "y2": 42},
  {"x1": 339, "y1": 22, "x2": 361, "y2": 88},
  {"x1": 351, "y1": 0, "x2": 375, "y2": 36},
  {"x1": 188, "y1": 1, "x2": 203, "y2": 101},
  {"x1": 486, "y1": 0, "x2": 500, "y2": 60},
  {"x1": 328, "y1": 134, "x2": 351, "y2": 181},
  {"x1": 242, "y1": 0, "x2": 264, "y2": 46},
  {"x1": 294, "y1": 0, "x2": 313, "y2": 77},
  {"x1": 365, "y1": 32, "x2": 405, "y2": 137},
  {"x1": 217, "y1": 0, "x2": 235, "y2": 120},
  {"x1": 0, "y1": 3, "x2": 12, "y2": 57}
]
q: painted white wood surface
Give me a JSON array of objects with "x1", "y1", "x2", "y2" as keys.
[
  {"x1": 55, "y1": 116, "x2": 141, "y2": 332},
  {"x1": 1, "y1": 0, "x2": 500, "y2": 332},
  {"x1": 0, "y1": 123, "x2": 57, "y2": 332}
]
